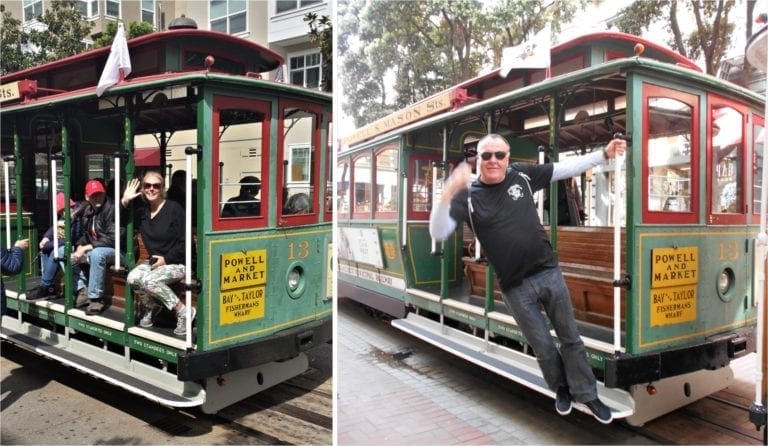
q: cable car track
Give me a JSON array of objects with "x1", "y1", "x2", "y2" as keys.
[
  {"x1": 629, "y1": 386, "x2": 765, "y2": 444},
  {"x1": 1, "y1": 341, "x2": 332, "y2": 445}
]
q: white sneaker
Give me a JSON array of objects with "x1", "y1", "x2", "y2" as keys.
[
  {"x1": 139, "y1": 305, "x2": 159, "y2": 328},
  {"x1": 173, "y1": 306, "x2": 196, "y2": 336}
]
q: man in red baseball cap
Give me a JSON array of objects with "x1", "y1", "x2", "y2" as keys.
[{"x1": 71, "y1": 179, "x2": 122, "y2": 314}]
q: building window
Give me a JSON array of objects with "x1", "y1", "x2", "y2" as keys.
[
  {"x1": 106, "y1": 0, "x2": 120, "y2": 18},
  {"x1": 289, "y1": 51, "x2": 322, "y2": 89},
  {"x1": 74, "y1": 0, "x2": 98, "y2": 18},
  {"x1": 289, "y1": 145, "x2": 310, "y2": 183},
  {"x1": 23, "y1": 0, "x2": 43, "y2": 22},
  {"x1": 141, "y1": 0, "x2": 155, "y2": 26},
  {"x1": 210, "y1": 0, "x2": 246, "y2": 35},
  {"x1": 276, "y1": 0, "x2": 321, "y2": 14}
]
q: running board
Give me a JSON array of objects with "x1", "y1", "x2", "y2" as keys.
[
  {"x1": 392, "y1": 312, "x2": 634, "y2": 420},
  {"x1": 1, "y1": 315, "x2": 205, "y2": 408}
]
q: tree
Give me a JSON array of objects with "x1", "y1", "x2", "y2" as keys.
[
  {"x1": 612, "y1": 0, "x2": 737, "y2": 75},
  {"x1": 304, "y1": 12, "x2": 333, "y2": 92},
  {"x1": 339, "y1": 0, "x2": 584, "y2": 128},
  {"x1": 0, "y1": 0, "x2": 92, "y2": 75},
  {"x1": 92, "y1": 21, "x2": 155, "y2": 48},
  {"x1": 0, "y1": 11, "x2": 29, "y2": 74},
  {"x1": 26, "y1": 0, "x2": 93, "y2": 66}
]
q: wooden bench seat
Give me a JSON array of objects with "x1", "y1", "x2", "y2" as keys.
[
  {"x1": 108, "y1": 235, "x2": 197, "y2": 311},
  {"x1": 462, "y1": 226, "x2": 626, "y2": 330}
]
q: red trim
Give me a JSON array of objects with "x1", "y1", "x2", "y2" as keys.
[
  {"x1": 351, "y1": 153, "x2": 372, "y2": 220},
  {"x1": 211, "y1": 96, "x2": 271, "y2": 231},
  {"x1": 277, "y1": 99, "x2": 322, "y2": 226},
  {"x1": 642, "y1": 84, "x2": 699, "y2": 224},
  {"x1": 407, "y1": 155, "x2": 442, "y2": 220},
  {"x1": 706, "y1": 94, "x2": 748, "y2": 225},
  {"x1": 752, "y1": 115, "x2": 765, "y2": 224},
  {"x1": 373, "y1": 144, "x2": 399, "y2": 220},
  {"x1": 1, "y1": 28, "x2": 282, "y2": 84},
  {"x1": 336, "y1": 159, "x2": 350, "y2": 221},
  {"x1": 454, "y1": 31, "x2": 700, "y2": 92}
]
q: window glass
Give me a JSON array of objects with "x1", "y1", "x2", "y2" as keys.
[
  {"x1": 353, "y1": 154, "x2": 372, "y2": 215},
  {"x1": 106, "y1": 0, "x2": 120, "y2": 17},
  {"x1": 711, "y1": 106, "x2": 743, "y2": 213},
  {"x1": 276, "y1": 0, "x2": 297, "y2": 13},
  {"x1": 218, "y1": 108, "x2": 265, "y2": 219},
  {"x1": 289, "y1": 52, "x2": 322, "y2": 89},
  {"x1": 210, "y1": 0, "x2": 246, "y2": 34},
  {"x1": 23, "y1": 0, "x2": 43, "y2": 21},
  {"x1": 647, "y1": 97, "x2": 693, "y2": 213},
  {"x1": 141, "y1": 0, "x2": 154, "y2": 25},
  {"x1": 375, "y1": 147, "x2": 398, "y2": 214},
  {"x1": 411, "y1": 158, "x2": 433, "y2": 213},
  {"x1": 282, "y1": 107, "x2": 317, "y2": 216},
  {"x1": 755, "y1": 123, "x2": 765, "y2": 217},
  {"x1": 337, "y1": 159, "x2": 350, "y2": 217}
]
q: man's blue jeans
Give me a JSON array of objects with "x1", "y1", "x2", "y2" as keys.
[
  {"x1": 500, "y1": 266, "x2": 598, "y2": 404},
  {"x1": 41, "y1": 248, "x2": 83, "y2": 290},
  {"x1": 77, "y1": 247, "x2": 116, "y2": 301}
]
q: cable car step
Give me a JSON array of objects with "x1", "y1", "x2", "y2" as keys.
[
  {"x1": 391, "y1": 312, "x2": 635, "y2": 420},
  {"x1": 1, "y1": 318, "x2": 205, "y2": 408}
]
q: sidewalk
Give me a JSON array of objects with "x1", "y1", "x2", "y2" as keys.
[{"x1": 337, "y1": 309, "x2": 498, "y2": 445}]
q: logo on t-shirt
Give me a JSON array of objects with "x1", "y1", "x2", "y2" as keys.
[{"x1": 507, "y1": 183, "x2": 524, "y2": 200}]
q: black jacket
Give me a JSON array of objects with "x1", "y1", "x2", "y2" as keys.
[{"x1": 76, "y1": 198, "x2": 124, "y2": 250}]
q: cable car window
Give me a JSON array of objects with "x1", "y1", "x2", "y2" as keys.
[
  {"x1": 352, "y1": 153, "x2": 372, "y2": 217},
  {"x1": 375, "y1": 146, "x2": 398, "y2": 217},
  {"x1": 214, "y1": 99, "x2": 270, "y2": 231},
  {"x1": 280, "y1": 105, "x2": 319, "y2": 218},
  {"x1": 710, "y1": 106, "x2": 744, "y2": 214},
  {"x1": 646, "y1": 97, "x2": 693, "y2": 213},
  {"x1": 754, "y1": 120, "x2": 765, "y2": 220},
  {"x1": 337, "y1": 159, "x2": 350, "y2": 219},
  {"x1": 410, "y1": 156, "x2": 435, "y2": 216}
]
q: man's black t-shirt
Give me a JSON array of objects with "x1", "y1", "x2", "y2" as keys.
[{"x1": 449, "y1": 163, "x2": 557, "y2": 292}]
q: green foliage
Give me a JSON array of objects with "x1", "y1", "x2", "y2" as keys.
[
  {"x1": 27, "y1": 0, "x2": 93, "y2": 66},
  {"x1": 613, "y1": 0, "x2": 737, "y2": 75},
  {"x1": 0, "y1": 0, "x2": 92, "y2": 75},
  {"x1": 0, "y1": 12, "x2": 29, "y2": 74},
  {"x1": 93, "y1": 21, "x2": 156, "y2": 48},
  {"x1": 339, "y1": 0, "x2": 584, "y2": 128},
  {"x1": 305, "y1": 12, "x2": 333, "y2": 92}
]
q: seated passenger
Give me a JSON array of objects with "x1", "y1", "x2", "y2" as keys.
[
  {"x1": 167, "y1": 169, "x2": 198, "y2": 223},
  {"x1": 72, "y1": 178, "x2": 122, "y2": 315},
  {"x1": 121, "y1": 170, "x2": 194, "y2": 336},
  {"x1": 284, "y1": 192, "x2": 311, "y2": 214},
  {"x1": 29, "y1": 192, "x2": 85, "y2": 300},
  {"x1": 221, "y1": 176, "x2": 261, "y2": 217}
]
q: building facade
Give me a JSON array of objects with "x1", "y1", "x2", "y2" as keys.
[{"x1": 1, "y1": 0, "x2": 329, "y2": 88}]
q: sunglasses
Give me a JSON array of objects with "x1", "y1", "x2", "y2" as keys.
[
  {"x1": 143, "y1": 182, "x2": 162, "y2": 190},
  {"x1": 479, "y1": 151, "x2": 508, "y2": 161}
]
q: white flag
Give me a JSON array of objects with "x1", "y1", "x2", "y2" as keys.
[
  {"x1": 500, "y1": 23, "x2": 551, "y2": 78},
  {"x1": 96, "y1": 23, "x2": 132, "y2": 97}
]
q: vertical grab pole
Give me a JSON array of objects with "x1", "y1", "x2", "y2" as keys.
[
  {"x1": 401, "y1": 174, "x2": 408, "y2": 248},
  {"x1": 184, "y1": 147, "x2": 195, "y2": 349},
  {"x1": 114, "y1": 155, "x2": 121, "y2": 271},
  {"x1": 612, "y1": 152, "x2": 624, "y2": 353},
  {"x1": 51, "y1": 159, "x2": 59, "y2": 259},
  {"x1": 3, "y1": 160, "x2": 11, "y2": 248},
  {"x1": 537, "y1": 146, "x2": 545, "y2": 224},
  {"x1": 754, "y1": 53, "x2": 768, "y2": 426}
]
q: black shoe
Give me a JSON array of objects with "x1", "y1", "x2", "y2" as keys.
[
  {"x1": 85, "y1": 299, "x2": 105, "y2": 315},
  {"x1": 585, "y1": 398, "x2": 613, "y2": 424},
  {"x1": 29, "y1": 285, "x2": 56, "y2": 300},
  {"x1": 555, "y1": 386, "x2": 572, "y2": 416}
]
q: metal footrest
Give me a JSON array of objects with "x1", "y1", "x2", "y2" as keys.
[
  {"x1": 392, "y1": 312, "x2": 635, "y2": 420},
  {"x1": 1, "y1": 316, "x2": 205, "y2": 408}
]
